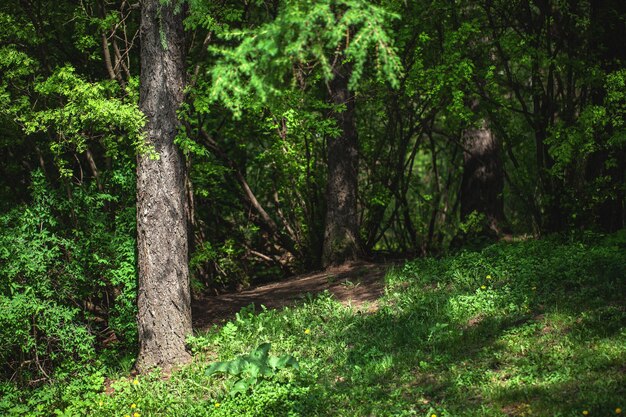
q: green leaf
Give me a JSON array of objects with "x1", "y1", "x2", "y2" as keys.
[
  {"x1": 248, "y1": 342, "x2": 271, "y2": 362},
  {"x1": 205, "y1": 358, "x2": 244, "y2": 376},
  {"x1": 268, "y1": 354, "x2": 299, "y2": 370},
  {"x1": 229, "y1": 377, "x2": 257, "y2": 396}
]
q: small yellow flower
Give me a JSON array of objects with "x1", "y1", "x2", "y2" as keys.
[
  {"x1": 133, "y1": 413, "x2": 140, "y2": 417},
  {"x1": 486, "y1": 275, "x2": 492, "y2": 280},
  {"x1": 131, "y1": 404, "x2": 137, "y2": 409},
  {"x1": 431, "y1": 414, "x2": 437, "y2": 417},
  {"x1": 616, "y1": 408, "x2": 622, "y2": 414},
  {"x1": 582, "y1": 411, "x2": 589, "y2": 416},
  {"x1": 215, "y1": 402, "x2": 221, "y2": 408},
  {"x1": 480, "y1": 285, "x2": 486, "y2": 290},
  {"x1": 304, "y1": 328, "x2": 311, "y2": 334},
  {"x1": 133, "y1": 379, "x2": 139, "y2": 385},
  {"x1": 125, "y1": 415, "x2": 130, "y2": 417}
]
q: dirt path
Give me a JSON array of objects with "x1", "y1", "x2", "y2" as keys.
[{"x1": 191, "y1": 261, "x2": 391, "y2": 331}]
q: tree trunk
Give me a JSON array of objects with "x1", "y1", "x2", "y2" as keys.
[
  {"x1": 322, "y1": 63, "x2": 360, "y2": 267},
  {"x1": 136, "y1": 0, "x2": 191, "y2": 372},
  {"x1": 459, "y1": 120, "x2": 505, "y2": 237}
]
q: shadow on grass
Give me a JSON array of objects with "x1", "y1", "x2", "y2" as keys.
[{"x1": 297, "y1": 237, "x2": 626, "y2": 416}]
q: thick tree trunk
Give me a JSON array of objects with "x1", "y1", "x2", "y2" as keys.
[
  {"x1": 460, "y1": 120, "x2": 505, "y2": 237},
  {"x1": 322, "y1": 64, "x2": 360, "y2": 267},
  {"x1": 136, "y1": 0, "x2": 191, "y2": 372}
]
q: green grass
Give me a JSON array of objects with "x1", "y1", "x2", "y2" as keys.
[{"x1": 2, "y1": 233, "x2": 626, "y2": 416}]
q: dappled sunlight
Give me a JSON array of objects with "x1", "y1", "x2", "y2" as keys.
[{"x1": 185, "y1": 236, "x2": 625, "y2": 416}]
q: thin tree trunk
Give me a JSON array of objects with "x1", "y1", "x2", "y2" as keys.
[
  {"x1": 322, "y1": 63, "x2": 360, "y2": 267},
  {"x1": 136, "y1": 0, "x2": 191, "y2": 372}
]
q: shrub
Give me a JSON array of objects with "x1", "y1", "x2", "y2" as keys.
[{"x1": 0, "y1": 170, "x2": 137, "y2": 384}]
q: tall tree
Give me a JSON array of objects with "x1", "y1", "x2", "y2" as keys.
[
  {"x1": 322, "y1": 61, "x2": 361, "y2": 267},
  {"x1": 136, "y1": 0, "x2": 191, "y2": 371},
  {"x1": 203, "y1": 0, "x2": 400, "y2": 267}
]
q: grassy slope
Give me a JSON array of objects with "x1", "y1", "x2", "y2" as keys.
[{"x1": 4, "y1": 233, "x2": 626, "y2": 417}]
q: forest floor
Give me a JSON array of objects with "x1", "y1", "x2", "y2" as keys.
[
  {"x1": 192, "y1": 261, "x2": 391, "y2": 330},
  {"x1": 5, "y1": 234, "x2": 625, "y2": 417}
]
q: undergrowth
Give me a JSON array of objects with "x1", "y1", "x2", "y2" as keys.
[{"x1": 1, "y1": 232, "x2": 625, "y2": 416}]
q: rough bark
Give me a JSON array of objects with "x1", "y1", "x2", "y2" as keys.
[
  {"x1": 322, "y1": 64, "x2": 361, "y2": 267},
  {"x1": 459, "y1": 121, "x2": 505, "y2": 237},
  {"x1": 136, "y1": 0, "x2": 191, "y2": 372}
]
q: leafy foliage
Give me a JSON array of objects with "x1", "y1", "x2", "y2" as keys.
[
  {"x1": 199, "y1": 0, "x2": 402, "y2": 116},
  {"x1": 206, "y1": 342, "x2": 299, "y2": 396},
  {"x1": 21, "y1": 66, "x2": 145, "y2": 177},
  {"x1": 0, "y1": 169, "x2": 137, "y2": 384}
]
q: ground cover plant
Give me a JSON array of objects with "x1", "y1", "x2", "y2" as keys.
[{"x1": 1, "y1": 233, "x2": 624, "y2": 416}]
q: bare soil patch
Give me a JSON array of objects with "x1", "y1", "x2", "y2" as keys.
[{"x1": 192, "y1": 261, "x2": 391, "y2": 331}]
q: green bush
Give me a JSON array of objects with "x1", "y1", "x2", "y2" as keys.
[{"x1": 0, "y1": 170, "x2": 137, "y2": 384}]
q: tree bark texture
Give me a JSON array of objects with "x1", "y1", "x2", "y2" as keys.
[
  {"x1": 322, "y1": 64, "x2": 360, "y2": 267},
  {"x1": 460, "y1": 121, "x2": 505, "y2": 236},
  {"x1": 136, "y1": 0, "x2": 191, "y2": 371}
]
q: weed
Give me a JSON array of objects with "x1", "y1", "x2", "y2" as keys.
[{"x1": 205, "y1": 342, "x2": 299, "y2": 396}]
